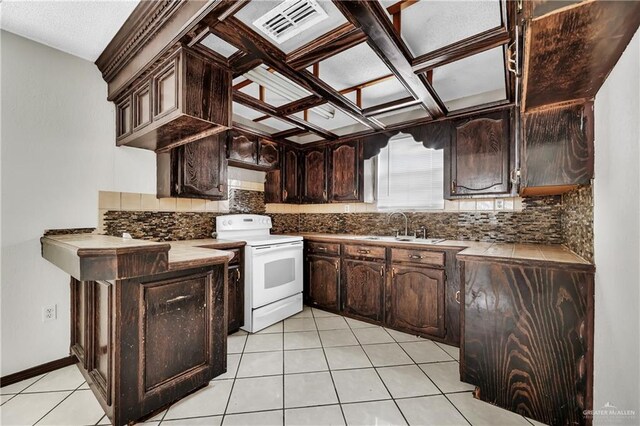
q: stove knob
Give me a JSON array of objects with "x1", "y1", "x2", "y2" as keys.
[
  {"x1": 222, "y1": 220, "x2": 228, "y2": 226},
  {"x1": 228, "y1": 219, "x2": 233, "y2": 225}
]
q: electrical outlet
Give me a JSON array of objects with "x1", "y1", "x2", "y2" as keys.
[
  {"x1": 42, "y1": 304, "x2": 57, "y2": 322},
  {"x1": 344, "y1": 204, "x2": 350, "y2": 213},
  {"x1": 495, "y1": 199, "x2": 505, "y2": 210}
]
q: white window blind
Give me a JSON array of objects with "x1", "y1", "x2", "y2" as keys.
[{"x1": 376, "y1": 135, "x2": 444, "y2": 210}]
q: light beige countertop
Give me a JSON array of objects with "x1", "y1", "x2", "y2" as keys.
[
  {"x1": 300, "y1": 233, "x2": 592, "y2": 268},
  {"x1": 41, "y1": 234, "x2": 235, "y2": 280}
]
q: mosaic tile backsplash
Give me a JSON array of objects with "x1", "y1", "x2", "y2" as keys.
[
  {"x1": 102, "y1": 188, "x2": 595, "y2": 252},
  {"x1": 561, "y1": 186, "x2": 594, "y2": 262}
]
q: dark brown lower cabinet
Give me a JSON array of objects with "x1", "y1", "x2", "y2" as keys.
[
  {"x1": 70, "y1": 265, "x2": 227, "y2": 426},
  {"x1": 387, "y1": 265, "x2": 445, "y2": 337},
  {"x1": 227, "y1": 264, "x2": 243, "y2": 334},
  {"x1": 307, "y1": 255, "x2": 340, "y2": 311},
  {"x1": 460, "y1": 259, "x2": 594, "y2": 425},
  {"x1": 342, "y1": 259, "x2": 385, "y2": 322}
]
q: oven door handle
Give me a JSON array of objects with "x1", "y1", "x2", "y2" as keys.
[{"x1": 252, "y1": 241, "x2": 303, "y2": 255}]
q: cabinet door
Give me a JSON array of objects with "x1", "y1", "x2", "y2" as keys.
[
  {"x1": 302, "y1": 147, "x2": 328, "y2": 203},
  {"x1": 177, "y1": 134, "x2": 227, "y2": 199},
  {"x1": 282, "y1": 147, "x2": 300, "y2": 203},
  {"x1": 521, "y1": 100, "x2": 594, "y2": 195},
  {"x1": 153, "y1": 57, "x2": 179, "y2": 119},
  {"x1": 258, "y1": 139, "x2": 280, "y2": 169},
  {"x1": 342, "y1": 259, "x2": 385, "y2": 322},
  {"x1": 89, "y1": 281, "x2": 114, "y2": 404},
  {"x1": 115, "y1": 94, "x2": 132, "y2": 140},
  {"x1": 330, "y1": 141, "x2": 363, "y2": 202},
  {"x1": 227, "y1": 130, "x2": 258, "y2": 165},
  {"x1": 307, "y1": 255, "x2": 340, "y2": 311},
  {"x1": 448, "y1": 109, "x2": 511, "y2": 197},
  {"x1": 265, "y1": 170, "x2": 282, "y2": 203},
  {"x1": 227, "y1": 265, "x2": 244, "y2": 334},
  {"x1": 70, "y1": 278, "x2": 88, "y2": 368},
  {"x1": 387, "y1": 265, "x2": 445, "y2": 337},
  {"x1": 133, "y1": 81, "x2": 152, "y2": 131}
]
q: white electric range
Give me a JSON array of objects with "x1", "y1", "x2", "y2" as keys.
[{"x1": 216, "y1": 214, "x2": 303, "y2": 332}]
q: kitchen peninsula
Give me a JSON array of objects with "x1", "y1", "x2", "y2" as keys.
[{"x1": 40, "y1": 234, "x2": 236, "y2": 426}]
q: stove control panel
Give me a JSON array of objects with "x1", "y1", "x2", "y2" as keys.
[{"x1": 216, "y1": 214, "x2": 272, "y2": 232}]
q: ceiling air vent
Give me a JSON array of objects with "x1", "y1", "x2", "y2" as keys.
[{"x1": 253, "y1": 0, "x2": 329, "y2": 44}]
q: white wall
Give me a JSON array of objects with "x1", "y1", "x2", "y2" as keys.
[
  {"x1": 593, "y1": 30, "x2": 640, "y2": 423},
  {"x1": 0, "y1": 31, "x2": 156, "y2": 376}
]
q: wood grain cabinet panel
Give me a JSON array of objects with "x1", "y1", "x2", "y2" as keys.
[
  {"x1": 342, "y1": 259, "x2": 385, "y2": 322},
  {"x1": 282, "y1": 147, "x2": 301, "y2": 203},
  {"x1": 227, "y1": 130, "x2": 258, "y2": 165},
  {"x1": 307, "y1": 255, "x2": 340, "y2": 311},
  {"x1": 227, "y1": 265, "x2": 243, "y2": 334},
  {"x1": 521, "y1": 100, "x2": 594, "y2": 196},
  {"x1": 70, "y1": 278, "x2": 88, "y2": 368},
  {"x1": 258, "y1": 139, "x2": 280, "y2": 169},
  {"x1": 264, "y1": 170, "x2": 282, "y2": 203},
  {"x1": 343, "y1": 244, "x2": 386, "y2": 261},
  {"x1": 447, "y1": 109, "x2": 512, "y2": 198},
  {"x1": 90, "y1": 281, "x2": 113, "y2": 404},
  {"x1": 461, "y1": 260, "x2": 594, "y2": 425},
  {"x1": 158, "y1": 133, "x2": 227, "y2": 200},
  {"x1": 387, "y1": 266, "x2": 445, "y2": 337},
  {"x1": 114, "y1": 47, "x2": 231, "y2": 152},
  {"x1": 302, "y1": 147, "x2": 328, "y2": 203},
  {"x1": 329, "y1": 141, "x2": 363, "y2": 202}
]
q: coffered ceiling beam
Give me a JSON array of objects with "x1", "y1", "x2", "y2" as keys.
[
  {"x1": 286, "y1": 23, "x2": 368, "y2": 70},
  {"x1": 333, "y1": 0, "x2": 446, "y2": 118},
  {"x1": 411, "y1": 26, "x2": 511, "y2": 74},
  {"x1": 230, "y1": 52, "x2": 263, "y2": 78},
  {"x1": 273, "y1": 128, "x2": 308, "y2": 139},
  {"x1": 362, "y1": 96, "x2": 421, "y2": 117},
  {"x1": 204, "y1": 15, "x2": 385, "y2": 131},
  {"x1": 233, "y1": 91, "x2": 337, "y2": 140}
]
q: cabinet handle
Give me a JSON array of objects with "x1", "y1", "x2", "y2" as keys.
[
  {"x1": 335, "y1": 262, "x2": 339, "y2": 271},
  {"x1": 451, "y1": 180, "x2": 456, "y2": 194},
  {"x1": 317, "y1": 246, "x2": 327, "y2": 252},
  {"x1": 409, "y1": 254, "x2": 422, "y2": 259},
  {"x1": 392, "y1": 268, "x2": 396, "y2": 276},
  {"x1": 357, "y1": 249, "x2": 370, "y2": 254},
  {"x1": 353, "y1": 189, "x2": 357, "y2": 197},
  {"x1": 283, "y1": 189, "x2": 288, "y2": 199},
  {"x1": 237, "y1": 268, "x2": 242, "y2": 282},
  {"x1": 455, "y1": 291, "x2": 460, "y2": 304},
  {"x1": 323, "y1": 190, "x2": 327, "y2": 200},
  {"x1": 380, "y1": 267, "x2": 384, "y2": 276}
]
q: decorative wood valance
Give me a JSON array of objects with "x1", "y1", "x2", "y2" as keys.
[{"x1": 362, "y1": 120, "x2": 452, "y2": 159}]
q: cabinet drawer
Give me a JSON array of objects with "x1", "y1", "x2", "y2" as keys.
[
  {"x1": 307, "y1": 241, "x2": 340, "y2": 256},
  {"x1": 391, "y1": 248, "x2": 445, "y2": 267},
  {"x1": 344, "y1": 244, "x2": 386, "y2": 261}
]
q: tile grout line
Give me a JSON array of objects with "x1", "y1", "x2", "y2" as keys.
[
  {"x1": 354, "y1": 325, "x2": 412, "y2": 425},
  {"x1": 311, "y1": 307, "x2": 349, "y2": 426},
  {"x1": 32, "y1": 381, "x2": 87, "y2": 425},
  {"x1": 219, "y1": 331, "x2": 249, "y2": 423}
]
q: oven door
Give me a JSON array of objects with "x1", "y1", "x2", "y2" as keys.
[{"x1": 248, "y1": 241, "x2": 303, "y2": 308}]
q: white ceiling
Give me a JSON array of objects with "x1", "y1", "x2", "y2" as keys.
[{"x1": 0, "y1": 0, "x2": 140, "y2": 61}]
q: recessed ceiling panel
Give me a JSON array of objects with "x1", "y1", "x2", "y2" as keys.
[
  {"x1": 234, "y1": 0, "x2": 347, "y2": 54},
  {"x1": 380, "y1": 0, "x2": 502, "y2": 57},
  {"x1": 241, "y1": 65, "x2": 312, "y2": 106},
  {"x1": 318, "y1": 42, "x2": 392, "y2": 92},
  {"x1": 376, "y1": 105, "x2": 429, "y2": 126},
  {"x1": 233, "y1": 102, "x2": 264, "y2": 120},
  {"x1": 199, "y1": 33, "x2": 239, "y2": 58},
  {"x1": 261, "y1": 117, "x2": 297, "y2": 131},
  {"x1": 432, "y1": 46, "x2": 507, "y2": 111},
  {"x1": 360, "y1": 78, "x2": 412, "y2": 109}
]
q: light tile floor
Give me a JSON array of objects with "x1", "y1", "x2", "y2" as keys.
[{"x1": 0, "y1": 306, "x2": 544, "y2": 426}]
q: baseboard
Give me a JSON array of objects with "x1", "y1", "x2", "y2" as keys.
[{"x1": 0, "y1": 355, "x2": 78, "y2": 388}]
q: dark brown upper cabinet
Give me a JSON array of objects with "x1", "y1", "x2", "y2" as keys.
[
  {"x1": 282, "y1": 147, "x2": 301, "y2": 203},
  {"x1": 227, "y1": 129, "x2": 280, "y2": 171},
  {"x1": 114, "y1": 46, "x2": 231, "y2": 152},
  {"x1": 264, "y1": 170, "x2": 282, "y2": 204},
  {"x1": 329, "y1": 141, "x2": 364, "y2": 203},
  {"x1": 521, "y1": 100, "x2": 594, "y2": 196},
  {"x1": 302, "y1": 147, "x2": 329, "y2": 204},
  {"x1": 157, "y1": 133, "x2": 227, "y2": 200},
  {"x1": 445, "y1": 108, "x2": 512, "y2": 198}
]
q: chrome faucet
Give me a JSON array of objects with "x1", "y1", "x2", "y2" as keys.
[
  {"x1": 388, "y1": 211, "x2": 409, "y2": 237},
  {"x1": 416, "y1": 226, "x2": 427, "y2": 239}
]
